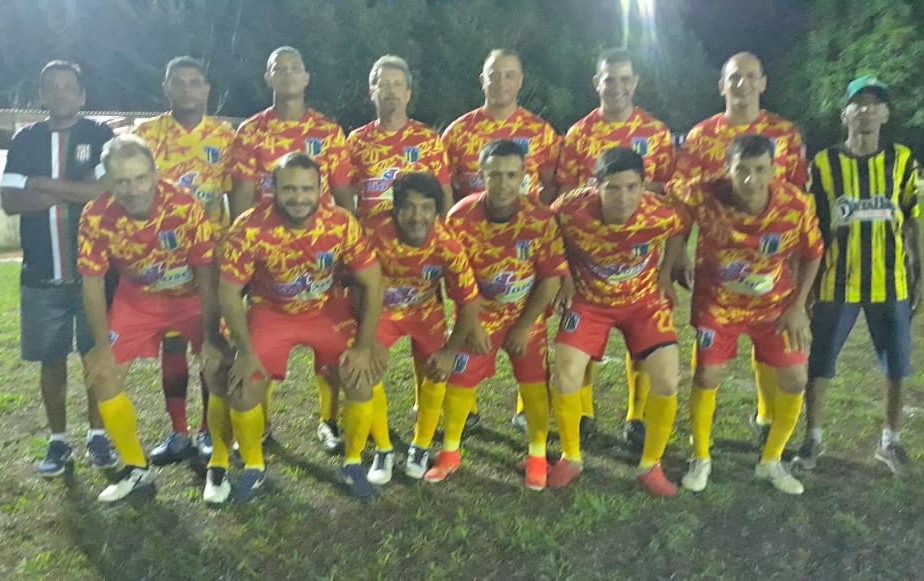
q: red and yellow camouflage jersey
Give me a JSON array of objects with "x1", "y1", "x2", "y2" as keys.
[
  {"x1": 220, "y1": 201, "x2": 377, "y2": 315},
  {"x1": 362, "y1": 203, "x2": 479, "y2": 322},
  {"x1": 230, "y1": 107, "x2": 351, "y2": 204},
  {"x1": 348, "y1": 119, "x2": 451, "y2": 217},
  {"x1": 556, "y1": 108, "x2": 675, "y2": 191},
  {"x1": 673, "y1": 111, "x2": 808, "y2": 188},
  {"x1": 669, "y1": 178, "x2": 823, "y2": 325},
  {"x1": 552, "y1": 187, "x2": 684, "y2": 308},
  {"x1": 441, "y1": 107, "x2": 560, "y2": 201},
  {"x1": 133, "y1": 113, "x2": 235, "y2": 231},
  {"x1": 446, "y1": 193, "x2": 568, "y2": 333},
  {"x1": 78, "y1": 180, "x2": 213, "y2": 298}
]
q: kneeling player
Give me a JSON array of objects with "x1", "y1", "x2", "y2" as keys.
[
  {"x1": 551, "y1": 147, "x2": 685, "y2": 494},
  {"x1": 424, "y1": 140, "x2": 568, "y2": 490},
  {"x1": 78, "y1": 135, "x2": 220, "y2": 502},
  {"x1": 671, "y1": 135, "x2": 823, "y2": 495},
  {"x1": 213, "y1": 152, "x2": 384, "y2": 502},
  {"x1": 361, "y1": 172, "x2": 480, "y2": 483}
]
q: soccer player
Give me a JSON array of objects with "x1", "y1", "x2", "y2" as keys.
[
  {"x1": 794, "y1": 77, "x2": 921, "y2": 474},
  {"x1": 348, "y1": 55, "x2": 453, "y2": 218},
  {"x1": 671, "y1": 135, "x2": 823, "y2": 495},
  {"x1": 554, "y1": 48, "x2": 677, "y2": 449},
  {"x1": 77, "y1": 135, "x2": 219, "y2": 502},
  {"x1": 551, "y1": 147, "x2": 685, "y2": 495},
  {"x1": 361, "y1": 172, "x2": 480, "y2": 483},
  {"x1": 424, "y1": 139, "x2": 568, "y2": 491},
  {"x1": 0, "y1": 60, "x2": 116, "y2": 477},
  {"x1": 229, "y1": 46, "x2": 354, "y2": 452},
  {"x1": 673, "y1": 52, "x2": 810, "y2": 448},
  {"x1": 216, "y1": 152, "x2": 384, "y2": 501},
  {"x1": 133, "y1": 56, "x2": 235, "y2": 465}
]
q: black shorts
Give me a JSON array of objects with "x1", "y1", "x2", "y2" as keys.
[{"x1": 21, "y1": 285, "x2": 94, "y2": 362}]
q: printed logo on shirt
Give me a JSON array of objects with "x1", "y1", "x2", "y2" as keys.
[
  {"x1": 452, "y1": 353, "x2": 470, "y2": 373},
  {"x1": 759, "y1": 233, "x2": 781, "y2": 255},
  {"x1": 834, "y1": 195, "x2": 896, "y2": 225},
  {"x1": 75, "y1": 144, "x2": 92, "y2": 164},
  {"x1": 178, "y1": 171, "x2": 199, "y2": 189},
  {"x1": 631, "y1": 242, "x2": 650, "y2": 257},
  {"x1": 305, "y1": 138, "x2": 323, "y2": 157},
  {"x1": 404, "y1": 146, "x2": 420, "y2": 163},
  {"x1": 515, "y1": 240, "x2": 533, "y2": 261},
  {"x1": 696, "y1": 327, "x2": 716, "y2": 349},
  {"x1": 315, "y1": 251, "x2": 334, "y2": 270},
  {"x1": 560, "y1": 310, "x2": 581, "y2": 332},
  {"x1": 158, "y1": 230, "x2": 179, "y2": 251},
  {"x1": 204, "y1": 146, "x2": 221, "y2": 164},
  {"x1": 631, "y1": 137, "x2": 649, "y2": 157},
  {"x1": 422, "y1": 265, "x2": 443, "y2": 281}
]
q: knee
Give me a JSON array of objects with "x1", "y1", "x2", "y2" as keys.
[
  {"x1": 776, "y1": 368, "x2": 808, "y2": 394},
  {"x1": 233, "y1": 379, "x2": 268, "y2": 411},
  {"x1": 693, "y1": 366, "x2": 722, "y2": 390},
  {"x1": 647, "y1": 369, "x2": 679, "y2": 396}
]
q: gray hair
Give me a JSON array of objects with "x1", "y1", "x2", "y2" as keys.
[
  {"x1": 369, "y1": 55, "x2": 412, "y2": 87},
  {"x1": 101, "y1": 134, "x2": 156, "y2": 172}
]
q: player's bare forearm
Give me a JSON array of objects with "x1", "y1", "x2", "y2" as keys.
[
  {"x1": 229, "y1": 179, "x2": 256, "y2": 220},
  {"x1": 28, "y1": 176, "x2": 107, "y2": 204},
  {"x1": 538, "y1": 168, "x2": 559, "y2": 205},
  {"x1": 444, "y1": 299, "x2": 480, "y2": 353},
  {"x1": 905, "y1": 218, "x2": 922, "y2": 279},
  {"x1": 352, "y1": 264, "x2": 384, "y2": 350},
  {"x1": 792, "y1": 255, "x2": 822, "y2": 309},
  {"x1": 194, "y1": 263, "x2": 222, "y2": 343},
  {"x1": 1, "y1": 187, "x2": 59, "y2": 214},
  {"x1": 331, "y1": 184, "x2": 357, "y2": 213},
  {"x1": 513, "y1": 276, "x2": 560, "y2": 331},
  {"x1": 82, "y1": 275, "x2": 112, "y2": 348},
  {"x1": 661, "y1": 235, "x2": 688, "y2": 275},
  {"x1": 219, "y1": 280, "x2": 253, "y2": 353}
]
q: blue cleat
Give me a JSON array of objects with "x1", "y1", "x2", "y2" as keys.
[
  {"x1": 86, "y1": 434, "x2": 118, "y2": 469},
  {"x1": 341, "y1": 463, "x2": 376, "y2": 499},
  {"x1": 233, "y1": 468, "x2": 266, "y2": 503},
  {"x1": 38, "y1": 440, "x2": 73, "y2": 478}
]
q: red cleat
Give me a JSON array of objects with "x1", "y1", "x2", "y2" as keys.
[
  {"x1": 524, "y1": 455, "x2": 548, "y2": 491},
  {"x1": 424, "y1": 449, "x2": 461, "y2": 483},
  {"x1": 547, "y1": 458, "x2": 583, "y2": 488},
  {"x1": 637, "y1": 464, "x2": 679, "y2": 497}
]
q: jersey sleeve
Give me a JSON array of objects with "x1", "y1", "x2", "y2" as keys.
[
  {"x1": 342, "y1": 214, "x2": 378, "y2": 273},
  {"x1": 664, "y1": 181, "x2": 697, "y2": 234},
  {"x1": 77, "y1": 203, "x2": 110, "y2": 276},
  {"x1": 671, "y1": 126, "x2": 705, "y2": 183},
  {"x1": 900, "y1": 156, "x2": 921, "y2": 219},
  {"x1": 535, "y1": 216, "x2": 569, "y2": 278},
  {"x1": 441, "y1": 122, "x2": 464, "y2": 181},
  {"x1": 220, "y1": 214, "x2": 257, "y2": 285},
  {"x1": 784, "y1": 127, "x2": 809, "y2": 189},
  {"x1": 427, "y1": 137, "x2": 452, "y2": 186},
  {"x1": 325, "y1": 126, "x2": 353, "y2": 188},
  {"x1": 647, "y1": 126, "x2": 677, "y2": 184},
  {"x1": 554, "y1": 127, "x2": 582, "y2": 191},
  {"x1": 534, "y1": 123, "x2": 561, "y2": 175},
  {"x1": 346, "y1": 131, "x2": 361, "y2": 185},
  {"x1": 440, "y1": 235, "x2": 480, "y2": 306},
  {"x1": 798, "y1": 200, "x2": 825, "y2": 260},
  {"x1": 186, "y1": 203, "x2": 215, "y2": 266},
  {"x1": 1, "y1": 128, "x2": 36, "y2": 186},
  {"x1": 807, "y1": 160, "x2": 833, "y2": 247},
  {"x1": 230, "y1": 123, "x2": 258, "y2": 182}
]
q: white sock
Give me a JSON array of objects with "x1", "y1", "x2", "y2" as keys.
[
  {"x1": 810, "y1": 428, "x2": 823, "y2": 442},
  {"x1": 882, "y1": 429, "x2": 900, "y2": 447},
  {"x1": 49, "y1": 433, "x2": 67, "y2": 443}
]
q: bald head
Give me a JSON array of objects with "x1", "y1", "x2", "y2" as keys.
[
  {"x1": 721, "y1": 52, "x2": 763, "y2": 79},
  {"x1": 719, "y1": 52, "x2": 766, "y2": 113}
]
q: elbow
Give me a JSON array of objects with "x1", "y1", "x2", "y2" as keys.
[{"x1": 1, "y1": 192, "x2": 21, "y2": 216}]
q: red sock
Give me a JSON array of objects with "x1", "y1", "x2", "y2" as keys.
[
  {"x1": 198, "y1": 373, "x2": 210, "y2": 432},
  {"x1": 162, "y1": 350, "x2": 190, "y2": 434}
]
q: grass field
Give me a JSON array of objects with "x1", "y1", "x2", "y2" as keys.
[{"x1": 0, "y1": 259, "x2": 923, "y2": 581}]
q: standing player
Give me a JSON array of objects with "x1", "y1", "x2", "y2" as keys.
[
  {"x1": 1, "y1": 60, "x2": 116, "y2": 477},
  {"x1": 217, "y1": 152, "x2": 384, "y2": 501},
  {"x1": 553, "y1": 48, "x2": 677, "y2": 448},
  {"x1": 671, "y1": 135, "x2": 823, "y2": 495},
  {"x1": 348, "y1": 55, "x2": 453, "y2": 218},
  {"x1": 133, "y1": 56, "x2": 235, "y2": 464},
  {"x1": 794, "y1": 77, "x2": 921, "y2": 474},
  {"x1": 673, "y1": 52, "x2": 809, "y2": 448},
  {"x1": 229, "y1": 46, "x2": 354, "y2": 451},
  {"x1": 77, "y1": 135, "x2": 219, "y2": 502},
  {"x1": 361, "y1": 172, "x2": 480, "y2": 484},
  {"x1": 424, "y1": 140, "x2": 568, "y2": 491},
  {"x1": 551, "y1": 147, "x2": 684, "y2": 495}
]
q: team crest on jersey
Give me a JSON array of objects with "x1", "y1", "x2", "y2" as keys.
[
  {"x1": 158, "y1": 230, "x2": 179, "y2": 250},
  {"x1": 422, "y1": 265, "x2": 443, "y2": 280},
  {"x1": 561, "y1": 311, "x2": 581, "y2": 332},
  {"x1": 515, "y1": 240, "x2": 532, "y2": 261},
  {"x1": 512, "y1": 137, "x2": 531, "y2": 155},
  {"x1": 204, "y1": 146, "x2": 221, "y2": 164},
  {"x1": 75, "y1": 144, "x2": 92, "y2": 164},
  {"x1": 315, "y1": 251, "x2": 334, "y2": 270},
  {"x1": 305, "y1": 138, "x2": 323, "y2": 157},
  {"x1": 696, "y1": 327, "x2": 716, "y2": 349},
  {"x1": 631, "y1": 242, "x2": 650, "y2": 257},
  {"x1": 630, "y1": 137, "x2": 649, "y2": 156},
  {"x1": 404, "y1": 146, "x2": 420, "y2": 163},
  {"x1": 178, "y1": 171, "x2": 199, "y2": 188},
  {"x1": 452, "y1": 353, "x2": 469, "y2": 373},
  {"x1": 759, "y1": 233, "x2": 781, "y2": 255}
]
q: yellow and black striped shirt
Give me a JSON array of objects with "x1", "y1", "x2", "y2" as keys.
[{"x1": 809, "y1": 144, "x2": 920, "y2": 303}]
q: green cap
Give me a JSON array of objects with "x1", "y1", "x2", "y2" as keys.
[{"x1": 846, "y1": 75, "x2": 889, "y2": 103}]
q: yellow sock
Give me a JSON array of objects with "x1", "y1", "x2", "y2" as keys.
[
  {"x1": 230, "y1": 406, "x2": 265, "y2": 470},
  {"x1": 207, "y1": 394, "x2": 233, "y2": 469},
  {"x1": 98, "y1": 392, "x2": 146, "y2": 467},
  {"x1": 342, "y1": 398, "x2": 374, "y2": 465},
  {"x1": 317, "y1": 376, "x2": 334, "y2": 422},
  {"x1": 754, "y1": 352, "x2": 775, "y2": 424},
  {"x1": 413, "y1": 358, "x2": 426, "y2": 410},
  {"x1": 470, "y1": 395, "x2": 479, "y2": 415},
  {"x1": 580, "y1": 362, "x2": 596, "y2": 418},
  {"x1": 262, "y1": 381, "x2": 276, "y2": 428},
  {"x1": 690, "y1": 388, "x2": 717, "y2": 460},
  {"x1": 442, "y1": 385, "x2": 476, "y2": 453},
  {"x1": 761, "y1": 390, "x2": 804, "y2": 463},
  {"x1": 553, "y1": 390, "x2": 583, "y2": 463},
  {"x1": 639, "y1": 393, "x2": 678, "y2": 469},
  {"x1": 519, "y1": 382, "x2": 550, "y2": 457},
  {"x1": 369, "y1": 383, "x2": 392, "y2": 451},
  {"x1": 515, "y1": 391, "x2": 525, "y2": 415},
  {"x1": 412, "y1": 379, "x2": 446, "y2": 448}
]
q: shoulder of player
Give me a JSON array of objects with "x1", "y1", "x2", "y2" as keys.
[
  {"x1": 516, "y1": 107, "x2": 555, "y2": 129},
  {"x1": 405, "y1": 119, "x2": 441, "y2": 140},
  {"x1": 442, "y1": 109, "x2": 480, "y2": 136},
  {"x1": 553, "y1": 185, "x2": 595, "y2": 211},
  {"x1": 447, "y1": 192, "x2": 483, "y2": 218},
  {"x1": 235, "y1": 108, "x2": 273, "y2": 134},
  {"x1": 565, "y1": 109, "x2": 601, "y2": 135},
  {"x1": 347, "y1": 121, "x2": 376, "y2": 142},
  {"x1": 159, "y1": 181, "x2": 201, "y2": 208},
  {"x1": 82, "y1": 191, "x2": 116, "y2": 218},
  {"x1": 633, "y1": 108, "x2": 670, "y2": 131},
  {"x1": 200, "y1": 116, "x2": 235, "y2": 137},
  {"x1": 520, "y1": 196, "x2": 556, "y2": 221},
  {"x1": 760, "y1": 110, "x2": 797, "y2": 129},
  {"x1": 771, "y1": 180, "x2": 813, "y2": 209},
  {"x1": 133, "y1": 113, "x2": 168, "y2": 134}
]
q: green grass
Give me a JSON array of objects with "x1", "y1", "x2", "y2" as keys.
[{"x1": 1, "y1": 260, "x2": 923, "y2": 580}]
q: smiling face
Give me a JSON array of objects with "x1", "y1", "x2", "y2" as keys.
[
  {"x1": 843, "y1": 91, "x2": 889, "y2": 136},
  {"x1": 40, "y1": 68, "x2": 85, "y2": 121},
  {"x1": 480, "y1": 54, "x2": 523, "y2": 110},
  {"x1": 164, "y1": 66, "x2": 210, "y2": 118},
  {"x1": 370, "y1": 66, "x2": 411, "y2": 118},
  {"x1": 481, "y1": 153, "x2": 524, "y2": 216},
  {"x1": 727, "y1": 151, "x2": 773, "y2": 206},
  {"x1": 273, "y1": 165, "x2": 321, "y2": 226},
  {"x1": 719, "y1": 54, "x2": 766, "y2": 110},
  {"x1": 598, "y1": 168, "x2": 644, "y2": 221},
  {"x1": 595, "y1": 60, "x2": 638, "y2": 113},
  {"x1": 108, "y1": 154, "x2": 159, "y2": 220},
  {"x1": 394, "y1": 190, "x2": 438, "y2": 247}
]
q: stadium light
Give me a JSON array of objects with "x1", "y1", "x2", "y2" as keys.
[{"x1": 620, "y1": 0, "x2": 657, "y2": 49}]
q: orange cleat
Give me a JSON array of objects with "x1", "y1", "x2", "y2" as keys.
[
  {"x1": 547, "y1": 458, "x2": 583, "y2": 488},
  {"x1": 637, "y1": 464, "x2": 679, "y2": 497},
  {"x1": 423, "y1": 449, "x2": 461, "y2": 483},
  {"x1": 524, "y1": 455, "x2": 548, "y2": 491}
]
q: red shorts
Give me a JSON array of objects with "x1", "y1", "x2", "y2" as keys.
[
  {"x1": 376, "y1": 311, "x2": 448, "y2": 359},
  {"x1": 249, "y1": 302, "x2": 356, "y2": 380},
  {"x1": 109, "y1": 292, "x2": 203, "y2": 364},
  {"x1": 693, "y1": 315, "x2": 807, "y2": 367},
  {"x1": 447, "y1": 320, "x2": 549, "y2": 389},
  {"x1": 555, "y1": 298, "x2": 677, "y2": 360}
]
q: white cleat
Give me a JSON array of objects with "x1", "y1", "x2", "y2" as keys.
[
  {"x1": 203, "y1": 467, "x2": 232, "y2": 504},
  {"x1": 97, "y1": 465, "x2": 155, "y2": 503},
  {"x1": 681, "y1": 459, "x2": 712, "y2": 492},
  {"x1": 755, "y1": 461, "x2": 804, "y2": 495},
  {"x1": 367, "y1": 450, "x2": 395, "y2": 485}
]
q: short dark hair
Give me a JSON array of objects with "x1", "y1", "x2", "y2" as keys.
[
  {"x1": 272, "y1": 152, "x2": 321, "y2": 186},
  {"x1": 726, "y1": 134, "x2": 775, "y2": 162},
  {"x1": 479, "y1": 139, "x2": 526, "y2": 166},
  {"x1": 596, "y1": 48, "x2": 633, "y2": 73},
  {"x1": 392, "y1": 172, "x2": 444, "y2": 215},
  {"x1": 165, "y1": 56, "x2": 207, "y2": 80},
  {"x1": 40, "y1": 60, "x2": 84, "y2": 90},
  {"x1": 594, "y1": 147, "x2": 645, "y2": 181}
]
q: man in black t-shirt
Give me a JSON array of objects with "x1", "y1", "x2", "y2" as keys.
[{"x1": 1, "y1": 60, "x2": 117, "y2": 477}]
